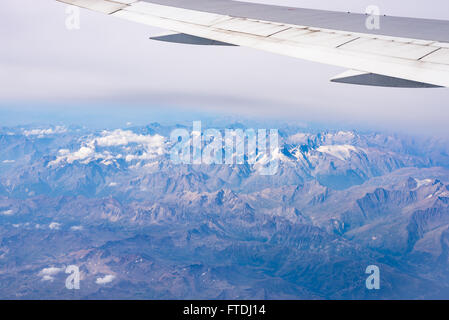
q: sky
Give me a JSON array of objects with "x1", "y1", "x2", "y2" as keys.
[{"x1": 1, "y1": 0, "x2": 449, "y2": 136}]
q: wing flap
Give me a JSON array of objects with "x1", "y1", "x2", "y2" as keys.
[
  {"x1": 271, "y1": 28, "x2": 360, "y2": 48},
  {"x1": 212, "y1": 18, "x2": 290, "y2": 37},
  {"x1": 127, "y1": 1, "x2": 231, "y2": 26},
  {"x1": 421, "y1": 48, "x2": 449, "y2": 64},
  {"x1": 338, "y1": 37, "x2": 439, "y2": 60},
  {"x1": 57, "y1": 0, "x2": 128, "y2": 14}
]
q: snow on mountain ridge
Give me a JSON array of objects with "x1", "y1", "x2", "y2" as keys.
[
  {"x1": 316, "y1": 145, "x2": 358, "y2": 161},
  {"x1": 415, "y1": 178, "x2": 434, "y2": 188}
]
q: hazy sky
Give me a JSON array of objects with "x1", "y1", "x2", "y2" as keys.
[{"x1": 1, "y1": 0, "x2": 449, "y2": 136}]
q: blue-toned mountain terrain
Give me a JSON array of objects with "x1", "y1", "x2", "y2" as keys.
[{"x1": 1, "y1": 122, "x2": 449, "y2": 299}]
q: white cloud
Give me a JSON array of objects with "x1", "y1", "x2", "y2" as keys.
[
  {"x1": 96, "y1": 274, "x2": 115, "y2": 285},
  {"x1": 96, "y1": 129, "x2": 165, "y2": 150},
  {"x1": 70, "y1": 225, "x2": 83, "y2": 231},
  {"x1": 2, "y1": 160, "x2": 15, "y2": 164},
  {"x1": 39, "y1": 266, "x2": 64, "y2": 281},
  {"x1": 49, "y1": 130, "x2": 166, "y2": 166},
  {"x1": 1, "y1": 210, "x2": 14, "y2": 216},
  {"x1": 40, "y1": 267, "x2": 64, "y2": 276},
  {"x1": 41, "y1": 275, "x2": 55, "y2": 281},
  {"x1": 23, "y1": 126, "x2": 67, "y2": 137},
  {"x1": 49, "y1": 222, "x2": 61, "y2": 230}
]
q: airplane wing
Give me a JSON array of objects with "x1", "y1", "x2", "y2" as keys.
[{"x1": 57, "y1": 0, "x2": 449, "y2": 88}]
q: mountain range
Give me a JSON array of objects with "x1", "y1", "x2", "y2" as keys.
[{"x1": 1, "y1": 122, "x2": 449, "y2": 299}]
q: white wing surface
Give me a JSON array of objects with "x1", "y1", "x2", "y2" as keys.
[{"x1": 56, "y1": 0, "x2": 449, "y2": 87}]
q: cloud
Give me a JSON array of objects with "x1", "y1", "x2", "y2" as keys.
[
  {"x1": 96, "y1": 274, "x2": 115, "y2": 285},
  {"x1": 49, "y1": 130, "x2": 166, "y2": 166},
  {"x1": 41, "y1": 275, "x2": 55, "y2": 281},
  {"x1": 2, "y1": 160, "x2": 15, "y2": 164},
  {"x1": 23, "y1": 126, "x2": 67, "y2": 137},
  {"x1": 49, "y1": 222, "x2": 61, "y2": 230},
  {"x1": 39, "y1": 266, "x2": 64, "y2": 281},
  {"x1": 96, "y1": 129, "x2": 165, "y2": 150},
  {"x1": 70, "y1": 225, "x2": 83, "y2": 231},
  {"x1": 0, "y1": 209, "x2": 14, "y2": 216}
]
